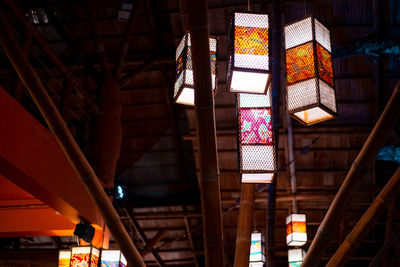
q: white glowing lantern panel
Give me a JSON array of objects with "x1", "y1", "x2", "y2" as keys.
[
  {"x1": 288, "y1": 249, "x2": 306, "y2": 267},
  {"x1": 174, "y1": 33, "x2": 217, "y2": 106}
]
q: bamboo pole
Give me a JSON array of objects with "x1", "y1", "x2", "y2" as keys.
[
  {"x1": 302, "y1": 80, "x2": 400, "y2": 267},
  {"x1": 4, "y1": 0, "x2": 98, "y2": 113},
  {"x1": 326, "y1": 167, "x2": 400, "y2": 266},
  {"x1": 234, "y1": 184, "x2": 255, "y2": 267},
  {"x1": 0, "y1": 15, "x2": 145, "y2": 267},
  {"x1": 369, "y1": 224, "x2": 400, "y2": 267},
  {"x1": 186, "y1": 0, "x2": 224, "y2": 266}
]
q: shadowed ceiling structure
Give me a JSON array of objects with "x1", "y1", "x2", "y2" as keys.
[{"x1": 0, "y1": 0, "x2": 399, "y2": 266}]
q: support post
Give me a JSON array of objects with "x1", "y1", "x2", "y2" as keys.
[
  {"x1": 0, "y1": 15, "x2": 145, "y2": 267},
  {"x1": 186, "y1": 1, "x2": 224, "y2": 266},
  {"x1": 369, "y1": 224, "x2": 400, "y2": 267},
  {"x1": 234, "y1": 184, "x2": 255, "y2": 267},
  {"x1": 326, "y1": 167, "x2": 400, "y2": 266},
  {"x1": 302, "y1": 81, "x2": 400, "y2": 267}
]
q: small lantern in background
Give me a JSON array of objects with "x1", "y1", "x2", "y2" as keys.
[
  {"x1": 227, "y1": 12, "x2": 271, "y2": 94},
  {"x1": 286, "y1": 214, "x2": 307, "y2": 246},
  {"x1": 100, "y1": 249, "x2": 127, "y2": 267},
  {"x1": 58, "y1": 250, "x2": 71, "y2": 267},
  {"x1": 249, "y1": 231, "x2": 265, "y2": 267},
  {"x1": 238, "y1": 86, "x2": 276, "y2": 183},
  {"x1": 288, "y1": 249, "x2": 306, "y2": 267},
  {"x1": 174, "y1": 32, "x2": 217, "y2": 106},
  {"x1": 284, "y1": 16, "x2": 337, "y2": 125},
  {"x1": 71, "y1": 246, "x2": 100, "y2": 267}
]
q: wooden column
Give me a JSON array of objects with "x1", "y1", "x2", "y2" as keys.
[
  {"x1": 234, "y1": 184, "x2": 255, "y2": 267},
  {"x1": 186, "y1": 0, "x2": 224, "y2": 266},
  {"x1": 91, "y1": 78, "x2": 122, "y2": 188},
  {"x1": 326, "y1": 167, "x2": 400, "y2": 266}
]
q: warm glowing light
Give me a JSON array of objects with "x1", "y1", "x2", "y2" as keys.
[
  {"x1": 101, "y1": 249, "x2": 127, "y2": 267},
  {"x1": 286, "y1": 214, "x2": 307, "y2": 246},
  {"x1": 284, "y1": 16, "x2": 337, "y2": 125},
  {"x1": 238, "y1": 88, "x2": 276, "y2": 183},
  {"x1": 227, "y1": 12, "x2": 271, "y2": 94},
  {"x1": 249, "y1": 231, "x2": 265, "y2": 266},
  {"x1": 58, "y1": 250, "x2": 71, "y2": 267},
  {"x1": 174, "y1": 33, "x2": 217, "y2": 106},
  {"x1": 71, "y1": 246, "x2": 99, "y2": 267},
  {"x1": 288, "y1": 249, "x2": 306, "y2": 267}
]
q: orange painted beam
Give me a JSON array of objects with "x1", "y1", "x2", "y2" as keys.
[{"x1": 0, "y1": 87, "x2": 103, "y2": 228}]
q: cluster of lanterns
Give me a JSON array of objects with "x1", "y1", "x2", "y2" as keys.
[
  {"x1": 58, "y1": 246, "x2": 127, "y2": 267},
  {"x1": 174, "y1": 10, "x2": 334, "y2": 267},
  {"x1": 174, "y1": 12, "x2": 336, "y2": 183}
]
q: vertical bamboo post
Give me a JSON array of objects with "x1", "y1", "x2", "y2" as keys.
[
  {"x1": 234, "y1": 184, "x2": 255, "y2": 267},
  {"x1": 186, "y1": 1, "x2": 224, "y2": 266}
]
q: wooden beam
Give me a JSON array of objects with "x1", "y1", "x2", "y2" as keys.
[
  {"x1": 369, "y1": 224, "x2": 400, "y2": 267},
  {"x1": 184, "y1": 216, "x2": 200, "y2": 267},
  {"x1": 141, "y1": 229, "x2": 168, "y2": 256}
]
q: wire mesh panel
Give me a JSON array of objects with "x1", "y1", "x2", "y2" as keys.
[
  {"x1": 227, "y1": 12, "x2": 271, "y2": 94},
  {"x1": 238, "y1": 89, "x2": 276, "y2": 183},
  {"x1": 174, "y1": 32, "x2": 217, "y2": 106},
  {"x1": 284, "y1": 16, "x2": 337, "y2": 126}
]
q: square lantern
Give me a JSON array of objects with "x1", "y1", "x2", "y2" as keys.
[
  {"x1": 174, "y1": 32, "x2": 217, "y2": 106},
  {"x1": 284, "y1": 16, "x2": 337, "y2": 125},
  {"x1": 249, "y1": 231, "x2": 265, "y2": 267},
  {"x1": 286, "y1": 214, "x2": 307, "y2": 246},
  {"x1": 288, "y1": 249, "x2": 306, "y2": 267},
  {"x1": 100, "y1": 249, "x2": 127, "y2": 267},
  {"x1": 238, "y1": 86, "x2": 277, "y2": 183},
  {"x1": 227, "y1": 12, "x2": 271, "y2": 94},
  {"x1": 58, "y1": 250, "x2": 71, "y2": 267},
  {"x1": 70, "y1": 246, "x2": 100, "y2": 267}
]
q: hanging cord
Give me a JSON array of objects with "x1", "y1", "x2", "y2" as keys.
[
  {"x1": 248, "y1": 0, "x2": 250, "y2": 11},
  {"x1": 304, "y1": 0, "x2": 307, "y2": 16}
]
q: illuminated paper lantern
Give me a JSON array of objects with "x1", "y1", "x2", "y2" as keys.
[
  {"x1": 71, "y1": 246, "x2": 100, "y2": 267},
  {"x1": 286, "y1": 214, "x2": 307, "y2": 246},
  {"x1": 100, "y1": 249, "x2": 127, "y2": 267},
  {"x1": 284, "y1": 16, "x2": 337, "y2": 125},
  {"x1": 238, "y1": 86, "x2": 276, "y2": 183},
  {"x1": 174, "y1": 32, "x2": 217, "y2": 106},
  {"x1": 58, "y1": 250, "x2": 71, "y2": 267},
  {"x1": 249, "y1": 231, "x2": 265, "y2": 267},
  {"x1": 227, "y1": 12, "x2": 271, "y2": 94},
  {"x1": 288, "y1": 249, "x2": 306, "y2": 267}
]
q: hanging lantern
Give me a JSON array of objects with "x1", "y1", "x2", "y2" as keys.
[
  {"x1": 238, "y1": 86, "x2": 276, "y2": 183},
  {"x1": 70, "y1": 246, "x2": 100, "y2": 267},
  {"x1": 249, "y1": 231, "x2": 265, "y2": 267},
  {"x1": 227, "y1": 12, "x2": 271, "y2": 94},
  {"x1": 174, "y1": 32, "x2": 217, "y2": 106},
  {"x1": 100, "y1": 249, "x2": 127, "y2": 267},
  {"x1": 284, "y1": 16, "x2": 337, "y2": 125},
  {"x1": 288, "y1": 249, "x2": 306, "y2": 267},
  {"x1": 58, "y1": 250, "x2": 71, "y2": 267},
  {"x1": 286, "y1": 214, "x2": 307, "y2": 246}
]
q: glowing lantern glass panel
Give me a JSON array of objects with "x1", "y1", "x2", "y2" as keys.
[
  {"x1": 227, "y1": 12, "x2": 271, "y2": 94},
  {"x1": 71, "y1": 246, "x2": 100, "y2": 267},
  {"x1": 284, "y1": 16, "x2": 337, "y2": 125},
  {"x1": 286, "y1": 214, "x2": 307, "y2": 246},
  {"x1": 238, "y1": 87, "x2": 276, "y2": 183},
  {"x1": 288, "y1": 249, "x2": 306, "y2": 267},
  {"x1": 58, "y1": 250, "x2": 71, "y2": 267},
  {"x1": 249, "y1": 231, "x2": 265, "y2": 266},
  {"x1": 174, "y1": 32, "x2": 217, "y2": 106},
  {"x1": 101, "y1": 249, "x2": 127, "y2": 267}
]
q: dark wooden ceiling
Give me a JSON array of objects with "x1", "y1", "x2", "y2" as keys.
[{"x1": 0, "y1": 0, "x2": 399, "y2": 266}]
